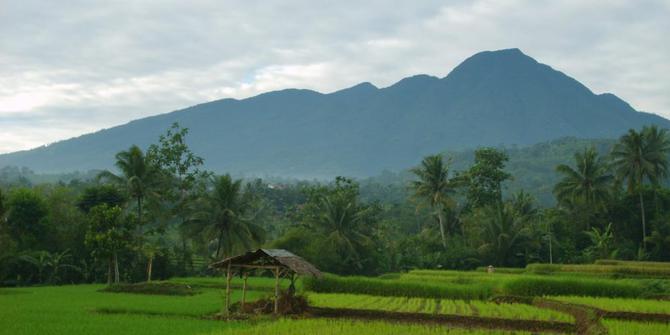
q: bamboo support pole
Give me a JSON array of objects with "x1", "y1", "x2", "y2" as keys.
[
  {"x1": 241, "y1": 272, "x2": 248, "y2": 311},
  {"x1": 225, "y1": 262, "x2": 232, "y2": 316},
  {"x1": 274, "y1": 267, "x2": 280, "y2": 315}
]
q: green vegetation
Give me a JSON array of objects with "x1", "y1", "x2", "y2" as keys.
[
  {"x1": 501, "y1": 276, "x2": 643, "y2": 298},
  {"x1": 214, "y1": 318, "x2": 534, "y2": 335},
  {"x1": 304, "y1": 273, "x2": 492, "y2": 300},
  {"x1": 3, "y1": 123, "x2": 670, "y2": 334},
  {"x1": 308, "y1": 293, "x2": 573, "y2": 322},
  {"x1": 553, "y1": 296, "x2": 670, "y2": 314},
  {"x1": 604, "y1": 320, "x2": 670, "y2": 335}
]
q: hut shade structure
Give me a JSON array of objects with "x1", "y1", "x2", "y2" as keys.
[{"x1": 210, "y1": 249, "x2": 322, "y2": 315}]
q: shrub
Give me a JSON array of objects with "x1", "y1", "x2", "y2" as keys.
[
  {"x1": 303, "y1": 273, "x2": 492, "y2": 300},
  {"x1": 527, "y1": 262, "x2": 670, "y2": 278},
  {"x1": 502, "y1": 276, "x2": 643, "y2": 298}
]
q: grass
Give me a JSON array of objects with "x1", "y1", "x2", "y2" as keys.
[
  {"x1": 603, "y1": 320, "x2": 670, "y2": 335},
  {"x1": 307, "y1": 293, "x2": 573, "y2": 322},
  {"x1": 303, "y1": 273, "x2": 493, "y2": 300},
  {"x1": 0, "y1": 285, "x2": 540, "y2": 335},
  {"x1": 552, "y1": 296, "x2": 670, "y2": 314},
  {"x1": 501, "y1": 276, "x2": 643, "y2": 298},
  {"x1": 526, "y1": 262, "x2": 670, "y2": 278},
  {"x1": 167, "y1": 276, "x2": 297, "y2": 291},
  {"x1": 210, "y1": 319, "x2": 535, "y2": 335},
  {"x1": 0, "y1": 284, "x2": 265, "y2": 335}
]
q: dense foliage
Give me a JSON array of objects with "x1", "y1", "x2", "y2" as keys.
[{"x1": 2, "y1": 123, "x2": 670, "y2": 286}]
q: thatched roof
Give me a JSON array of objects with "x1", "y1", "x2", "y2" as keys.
[{"x1": 210, "y1": 248, "x2": 322, "y2": 278}]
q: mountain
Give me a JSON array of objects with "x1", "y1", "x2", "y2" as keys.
[{"x1": 1, "y1": 48, "x2": 668, "y2": 177}]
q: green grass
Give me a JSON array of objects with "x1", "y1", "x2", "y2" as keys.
[
  {"x1": 211, "y1": 318, "x2": 535, "y2": 335},
  {"x1": 303, "y1": 273, "x2": 493, "y2": 300},
  {"x1": 0, "y1": 285, "x2": 264, "y2": 335},
  {"x1": 167, "y1": 276, "x2": 297, "y2": 291},
  {"x1": 552, "y1": 296, "x2": 670, "y2": 314},
  {"x1": 604, "y1": 320, "x2": 670, "y2": 335},
  {"x1": 0, "y1": 285, "x2": 540, "y2": 335},
  {"x1": 526, "y1": 262, "x2": 670, "y2": 278},
  {"x1": 308, "y1": 293, "x2": 573, "y2": 322},
  {"x1": 501, "y1": 276, "x2": 643, "y2": 298}
]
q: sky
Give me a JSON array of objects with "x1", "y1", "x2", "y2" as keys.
[{"x1": 1, "y1": 0, "x2": 669, "y2": 154}]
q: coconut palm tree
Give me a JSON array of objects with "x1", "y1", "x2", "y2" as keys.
[
  {"x1": 479, "y1": 203, "x2": 532, "y2": 267},
  {"x1": 311, "y1": 189, "x2": 374, "y2": 268},
  {"x1": 98, "y1": 145, "x2": 162, "y2": 230},
  {"x1": 410, "y1": 154, "x2": 457, "y2": 249},
  {"x1": 554, "y1": 148, "x2": 613, "y2": 228},
  {"x1": 190, "y1": 175, "x2": 264, "y2": 259},
  {"x1": 611, "y1": 126, "x2": 670, "y2": 249}
]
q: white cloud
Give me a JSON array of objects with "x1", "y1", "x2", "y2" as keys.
[{"x1": 0, "y1": 0, "x2": 669, "y2": 153}]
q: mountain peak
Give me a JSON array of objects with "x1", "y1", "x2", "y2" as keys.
[{"x1": 1, "y1": 49, "x2": 667, "y2": 177}]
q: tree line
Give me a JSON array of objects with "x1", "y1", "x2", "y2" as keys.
[{"x1": 1, "y1": 123, "x2": 669, "y2": 286}]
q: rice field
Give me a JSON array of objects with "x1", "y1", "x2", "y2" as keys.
[
  {"x1": 212, "y1": 319, "x2": 535, "y2": 335},
  {"x1": 3, "y1": 264, "x2": 670, "y2": 334},
  {"x1": 604, "y1": 320, "x2": 670, "y2": 335},
  {"x1": 308, "y1": 293, "x2": 574, "y2": 322},
  {"x1": 552, "y1": 296, "x2": 670, "y2": 314}
]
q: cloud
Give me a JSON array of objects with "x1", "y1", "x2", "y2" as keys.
[{"x1": 1, "y1": 0, "x2": 669, "y2": 153}]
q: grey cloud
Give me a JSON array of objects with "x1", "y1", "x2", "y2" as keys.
[{"x1": 1, "y1": 0, "x2": 669, "y2": 153}]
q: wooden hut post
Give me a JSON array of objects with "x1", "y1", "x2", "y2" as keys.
[
  {"x1": 241, "y1": 272, "x2": 248, "y2": 311},
  {"x1": 225, "y1": 262, "x2": 232, "y2": 316},
  {"x1": 274, "y1": 266, "x2": 280, "y2": 314}
]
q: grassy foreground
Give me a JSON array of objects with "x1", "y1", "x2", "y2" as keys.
[{"x1": 0, "y1": 284, "x2": 532, "y2": 335}]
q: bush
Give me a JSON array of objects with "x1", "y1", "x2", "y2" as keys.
[
  {"x1": 303, "y1": 273, "x2": 492, "y2": 300},
  {"x1": 526, "y1": 262, "x2": 670, "y2": 278},
  {"x1": 502, "y1": 276, "x2": 643, "y2": 298}
]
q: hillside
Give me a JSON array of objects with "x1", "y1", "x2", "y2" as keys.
[{"x1": 1, "y1": 48, "x2": 667, "y2": 177}]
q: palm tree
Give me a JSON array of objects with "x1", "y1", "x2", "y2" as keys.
[
  {"x1": 611, "y1": 126, "x2": 670, "y2": 249},
  {"x1": 554, "y1": 148, "x2": 613, "y2": 228},
  {"x1": 410, "y1": 155, "x2": 457, "y2": 248},
  {"x1": 190, "y1": 175, "x2": 264, "y2": 259},
  {"x1": 98, "y1": 145, "x2": 161, "y2": 231},
  {"x1": 479, "y1": 203, "x2": 531, "y2": 267},
  {"x1": 311, "y1": 190, "x2": 374, "y2": 269}
]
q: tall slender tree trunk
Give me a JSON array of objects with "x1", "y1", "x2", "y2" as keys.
[
  {"x1": 107, "y1": 256, "x2": 113, "y2": 285},
  {"x1": 215, "y1": 227, "x2": 225, "y2": 258},
  {"x1": 639, "y1": 190, "x2": 647, "y2": 250},
  {"x1": 147, "y1": 256, "x2": 153, "y2": 282},
  {"x1": 436, "y1": 209, "x2": 447, "y2": 249},
  {"x1": 137, "y1": 197, "x2": 143, "y2": 233},
  {"x1": 113, "y1": 251, "x2": 120, "y2": 284}
]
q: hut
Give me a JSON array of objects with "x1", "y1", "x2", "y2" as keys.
[{"x1": 210, "y1": 248, "x2": 322, "y2": 315}]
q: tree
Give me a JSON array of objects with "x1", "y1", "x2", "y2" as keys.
[
  {"x1": 478, "y1": 202, "x2": 532, "y2": 267},
  {"x1": 19, "y1": 249, "x2": 79, "y2": 284},
  {"x1": 611, "y1": 126, "x2": 670, "y2": 249},
  {"x1": 554, "y1": 148, "x2": 613, "y2": 228},
  {"x1": 146, "y1": 122, "x2": 206, "y2": 275},
  {"x1": 98, "y1": 145, "x2": 162, "y2": 232},
  {"x1": 0, "y1": 187, "x2": 5, "y2": 219},
  {"x1": 466, "y1": 148, "x2": 511, "y2": 209},
  {"x1": 410, "y1": 154, "x2": 458, "y2": 249},
  {"x1": 585, "y1": 223, "x2": 616, "y2": 260},
  {"x1": 304, "y1": 177, "x2": 379, "y2": 273},
  {"x1": 77, "y1": 185, "x2": 126, "y2": 213},
  {"x1": 6, "y1": 188, "x2": 48, "y2": 250},
  {"x1": 85, "y1": 204, "x2": 132, "y2": 284},
  {"x1": 189, "y1": 175, "x2": 264, "y2": 259}
]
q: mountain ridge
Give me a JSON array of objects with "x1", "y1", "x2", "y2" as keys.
[{"x1": 2, "y1": 48, "x2": 668, "y2": 178}]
